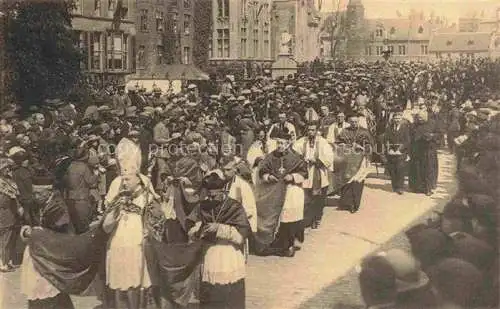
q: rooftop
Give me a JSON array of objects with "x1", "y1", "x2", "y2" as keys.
[{"x1": 428, "y1": 32, "x2": 492, "y2": 52}]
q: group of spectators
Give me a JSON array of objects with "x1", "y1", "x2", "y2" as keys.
[
  {"x1": 0, "y1": 56, "x2": 498, "y2": 309},
  {"x1": 355, "y1": 80, "x2": 499, "y2": 308}
]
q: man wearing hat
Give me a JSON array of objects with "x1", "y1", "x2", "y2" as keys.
[
  {"x1": 254, "y1": 129, "x2": 308, "y2": 257},
  {"x1": 62, "y1": 143, "x2": 98, "y2": 234},
  {"x1": 187, "y1": 170, "x2": 250, "y2": 309},
  {"x1": 0, "y1": 157, "x2": 20, "y2": 272},
  {"x1": 152, "y1": 115, "x2": 172, "y2": 189},
  {"x1": 9, "y1": 147, "x2": 36, "y2": 226},
  {"x1": 293, "y1": 121, "x2": 334, "y2": 229},
  {"x1": 357, "y1": 255, "x2": 398, "y2": 309},
  {"x1": 318, "y1": 105, "x2": 336, "y2": 138}
]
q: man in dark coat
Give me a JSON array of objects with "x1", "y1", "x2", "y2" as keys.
[
  {"x1": 409, "y1": 112, "x2": 439, "y2": 196},
  {"x1": 384, "y1": 110, "x2": 411, "y2": 194},
  {"x1": 63, "y1": 146, "x2": 98, "y2": 234},
  {"x1": 9, "y1": 147, "x2": 37, "y2": 226}
]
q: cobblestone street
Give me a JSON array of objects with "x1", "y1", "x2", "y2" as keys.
[{"x1": 1, "y1": 152, "x2": 455, "y2": 309}]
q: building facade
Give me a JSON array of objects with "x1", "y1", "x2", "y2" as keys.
[
  {"x1": 209, "y1": 0, "x2": 273, "y2": 63},
  {"x1": 133, "y1": 0, "x2": 194, "y2": 80},
  {"x1": 271, "y1": 0, "x2": 322, "y2": 63},
  {"x1": 429, "y1": 9, "x2": 500, "y2": 60},
  {"x1": 362, "y1": 17, "x2": 439, "y2": 62},
  {"x1": 72, "y1": 0, "x2": 137, "y2": 85}
]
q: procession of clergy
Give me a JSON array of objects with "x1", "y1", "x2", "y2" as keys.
[{"x1": 1, "y1": 58, "x2": 499, "y2": 309}]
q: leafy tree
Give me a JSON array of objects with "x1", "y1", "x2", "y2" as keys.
[
  {"x1": 193, "y1": 0, "x2": 212, "y2": 69},
  {"x1": 4, "y1": 0, "x2": 84, "y2": 113}
]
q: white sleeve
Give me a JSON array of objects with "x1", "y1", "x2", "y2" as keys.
[{"x1": 240, "y1": 180, "x2": 257, "y2": 232}]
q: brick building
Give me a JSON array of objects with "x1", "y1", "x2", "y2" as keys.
[
  {"x1": 133, "y1": 0, "x2": 194, "y2": 80},
  {"x1": 209, "y1": 0, "x2": 273, "y2": 65},
  {"x1": 72, "y1": 0, "x2": 137, "y2": 85}
]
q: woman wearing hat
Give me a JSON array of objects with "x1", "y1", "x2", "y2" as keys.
[{"x1": 0, "y1": 158, "x2": 21, "y2": 272}]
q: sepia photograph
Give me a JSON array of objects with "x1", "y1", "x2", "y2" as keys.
[{"x1": 0, "y1": 0, "x2": 499, "y2": 308}]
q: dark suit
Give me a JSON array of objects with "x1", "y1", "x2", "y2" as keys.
[
  {"x1": 384, "y1": 121, "x2": 411, "y2": 192},
  {"x1": 63, "y1": 160, "x2": 98, "y2": 234}
]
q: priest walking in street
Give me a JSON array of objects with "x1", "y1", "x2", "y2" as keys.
[
  {"x1": 254, "y1": 130, "x2": 308, "y2": 257},
  {"x1": 293, "y1": 121, "x2": 334, "y2": 229}
]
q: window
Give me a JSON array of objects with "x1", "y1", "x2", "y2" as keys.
[
  {"x1": 183, "y1": 47, "x2": 191, "y2": 64},
  {"x1": 209, "y1": 38, "x2": 213, "y2": 58},
  {"x1": 94, "y1": 0, "x2": 101, "y2": 16},
  {"x1": 73, "y1": 0, "x2": 82, "y2": 14},
  {"x1": 420, "y1": 45, "x2": 428, "y2": 54},
  {"x1": 375, "y1": 28, "x2": 383, "y2": 37},
  {"x1": 264, "y1": 39, "x2": 269, "y2": 57},
  {"x1": 436, "y1": 52, "x2": 442, "y2": 58},
  {"x1": 140, "y1": 9, "x2": 148, "y2": 32},
  {"x1": 172, "y1": 13, "x2": 178, "y2": 33},
  {"x1": 241, "y1": 38, "x2": 247, "y2": 57},
  {"x1": 467, "y1": 40, "x2": 474, "y2": 45},
  {"x1": 375, "y1": 46, "x2": 383, "y2": 55},
  {"x1": 77, "y1": 32, "x2": 87, "y2": 70},
  {"x1": 90, "y1": 32, "x2": 101, "y2": 70},
  {"x1": 137, "y1": 45, "x2": 145, "y2": 68},
  {"x1": 398, "y1": 45, "x2": 406, "y2": 55},
  {"x1": 365, "y1": 46, "x2": 372, "y2": 55},
  {"x1": 241, "y1": 0, "x2": 247, "y2": 16},
  {"x1": 217, "y1": 29, "x2": 230, "y2": 58},
  {"x1": 253, "y1": 29, "x2": 258, "y2": 58},
  {"x1": 241, "y1": 27, "x2": 247, "y2": 37},
  {"x1": 156, "y1": 45, "x2": 163, "y2": 64},
  {"x1": 156, "y1": 11, "x2": 164, "y2": 31},
  {"x1": 106, "y1": 32, "x2": 128, "y2": 70},
  {"x1": 389, "y1": 27, "x2": 395, "y2": 35},
  {"x1": 387, "y1": 45, "x2": 394, "y2": 54},
  {"x1": 224, "y1": 29, "x2": 229, "y2": 57},
  {"x1": 184, "y1": 0, "x2": 191, "y2": 9},
  {"x1": 418, "y1": 26, "x2": 424, "y2": 34},
  {"x1": 108, "y1": 0, "x2": 116, "y2": 17},
  {"x1": 184, "y1": 14, "x2": 191, "y2": 34},
  {"x1": 217, "y1": 0, "x2": 229, "y2": 17},
  {"x1": 446, "y1": 40, "x2": 452, "y2": 46}
]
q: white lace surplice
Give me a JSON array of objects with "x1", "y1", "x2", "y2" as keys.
[{"x1": 105, "y1": 175, "x2": 153, "y2": 290}]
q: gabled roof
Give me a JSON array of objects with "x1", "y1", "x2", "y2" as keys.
[
  {"x1": 428, "y1": 32, "x2": 492, "y2": 52},
  {"x1": 365, "y1": 18, "x2": 439, "y2": 40}
]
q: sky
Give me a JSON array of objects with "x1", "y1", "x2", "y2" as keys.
[{"x1": 319, "y1": 0, "x2": 500, "y2": 21}]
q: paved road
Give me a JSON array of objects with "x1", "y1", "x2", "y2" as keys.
[{"x1": 1, "y1": 151, "x2": 456, "y2": 309}]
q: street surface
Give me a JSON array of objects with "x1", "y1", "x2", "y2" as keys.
[{"x1": 1, "y1": 151, "x2": 456, "y2": 309}]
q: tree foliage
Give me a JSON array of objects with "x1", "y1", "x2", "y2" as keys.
[
  {"x1": 193, "y1": 0, "x2": 212, "y2": 69},
  {"x1": 4, "y1": 0, "x2": 84, "y2": 112}
]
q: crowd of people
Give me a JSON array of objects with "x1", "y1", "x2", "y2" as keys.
[
  {"x1": 356, "y1": 86, "x2": 500, "y2": 309},
  {"x1": 0, "y1": 57, "x2": 498, "y2": 309}
]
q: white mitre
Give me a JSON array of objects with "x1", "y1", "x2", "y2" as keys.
[{"x1": 116, "y1": 137, "x2": 142, "y2": 175}]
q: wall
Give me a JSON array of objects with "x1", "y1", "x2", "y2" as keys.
[{"x1": 72, "y1": 0, "x2": 137, "y2": 83}]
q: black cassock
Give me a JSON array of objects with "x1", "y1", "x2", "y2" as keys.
[{"x1": 409, "y1": 120, "x2": 439, "y2": 194}]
